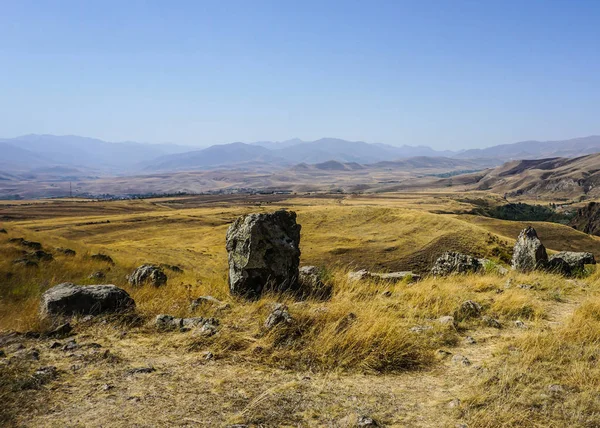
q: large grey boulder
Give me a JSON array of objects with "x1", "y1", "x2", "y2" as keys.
[
  {"x1": 128, "y1": 264, "x2": 167, "y2": 287},
  {"x1": 549, "y1": 251, "x2": 596, "y2": 271},
  {"x1": 40, "y1": 283, "x2": 135, "y2": 317},
  {"x1": 511, "y1": 227, "x2": 548, "y2": 272},
  {"x1": 226, "y1": 210, "x2": 301, "y2": 299},
  {"x1": 431, "y1": 252, "x2": 482, "y2": 276}
]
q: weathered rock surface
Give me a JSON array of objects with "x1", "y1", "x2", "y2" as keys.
[
  {"x1": 455, "y1": 300, "x2": 482, "y2": 320},
  {"x1": 264, "y1": 303, "x2": 293, "y2": 330},
  {"x1": 549, "y1": 251, "x2": 596, "y2": 270},
  {"x1": 511, "y1": 227, "x2": 548, "y2": 272},
  {"x1": 347, "y1": 269, "x2": 420, "y2": 283},
  {"x1": 40, "y1": 283, "x2": 135, "y2": 317},
  {"x1": 431, "y1": 252, "x2": 482, "y2": 276},
  {"x1": 190, "y1": 295, "x2": 222, "y2": 311},
  {"x1": 543, "y1": 257, "x2": 572, "y2": 276},
  {"x1": 226, "y1": 210, "x2": 301, "y2": 299},
  {"x1": 128, "y1": 265, "x2": 167, "y2": 287}
]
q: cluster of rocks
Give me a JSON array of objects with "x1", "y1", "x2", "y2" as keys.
[
  {"x1": 154, "y1": 314, "x2": 219, "y2": 335},
  {"x1": 511, "y1": 226, "x2": 596, "y2": 275},
  {"x1": 8, "y1": 238, "x2": 54, "y2": 268}
]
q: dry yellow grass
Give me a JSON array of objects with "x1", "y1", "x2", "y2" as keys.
[{"x1": 1, "y1": 193, "x2": 600, "y2": 427}]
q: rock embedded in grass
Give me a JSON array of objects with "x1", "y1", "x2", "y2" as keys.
[
  {"x1": 226, "y1": 210, "x2": 301, "y2": 299},
  {"x1": 297, "y1": 265, "x2": 333, "y2": 300},
  {"x1": 56, "y1": 247, "x2": 76, "y2": 256},
  {"x1": 128, "y1": 264, "x2": 167, "y2": 287},
  {"x1": 21, "y1": 240, "x2": 42, "y2": 250},
  {"x1": 549, "y1": 251, "x2": 596, "y2": 271},
  {"x1": 264, "y1": 303, "x2": 293, "y2": 330},
  {"x1": 40, "y1": 283, "x2": 135, "y2": 317},
  {"x1": 455, "y1": 300, "x2": 482, "y2": 320},
  {"x1": 431, "y1": 252, "x2": 482, "y2": 276},
  {"x1": 90, "y1": 253, "x2": 114, "y2": 264},
  {"x1": 347, "y1": 269, "x2": 420, "y2": 283}
]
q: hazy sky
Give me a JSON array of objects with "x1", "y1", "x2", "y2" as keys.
[{"x1": 1, "y1": 0, "x2": 599, "y2": 149}]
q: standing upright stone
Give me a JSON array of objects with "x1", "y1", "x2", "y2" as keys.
[
  {"x1": 511, "y1": 226, "x2": 548, "y2": 272},
  {"x1": 226, "y1": 210, "x2": 301, "y2": 299}
]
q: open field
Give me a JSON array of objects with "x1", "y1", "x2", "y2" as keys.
[{"x1": 2, "y1": 192, "x2": 600, "y2": 427}]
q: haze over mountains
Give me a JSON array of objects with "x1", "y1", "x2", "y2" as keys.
[
  {"x1": 2, "y1": 133, "x2": 600, "y2": 199},
  {"x1": 2, "y1": 134, "x2": 600, "y2": 176}
]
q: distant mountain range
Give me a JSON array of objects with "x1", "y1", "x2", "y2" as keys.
[{"x1": 2, "y1": 134, "x2": 600, "y2": 176}]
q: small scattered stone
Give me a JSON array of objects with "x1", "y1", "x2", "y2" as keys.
[
  {"x1": 452, "y1": 355, "x2": 471, "y2": 366},
  {"x1": 437, "y1": 349, "x2": 453, "y2": 358},
  {"x1": 127, "y1": 366, "x2": 156, "y2": 375},
  {"x1": 455, "y1": 300, "x2": 482, "y2": 320},
  {"x1": 34, "y1": 366, "x2": 57, "y2": 382},
  {"x1": 381, "y1": 291, "x2": 393, "y2": 297},
  {"x1": 89, "y1": 271, "x2": 106, "y2": 280},
  {"x1": 62, "y1": 340, "x2": 78, "y2": 351},
  {"x1": 101, "y1": 384, "x2": 114, "y2": 391},
  {"x1": 465, "y1": 336, "x2": 476, "y2": 345},
  {"x1": 448, "y1": 398, "x2": 461, "y2": 408},
  {"x1": 49, "y1": 342, "x2": 62, "y2": 349},
  {"x1": 264, "y1": 303, "x2": 293, "y2": 330},
  {"x1": 7, "y1": 343, "x2": 25, "y2": 353},
  {"x1": 56, "y1": 248, "x2": 76, "y2": 256},
  {"x1": 438, "y1": 315, "x2": 456, "y2": 326},
  {"x1": 203, "y1": 351, "x2": 214, "y2": 360},
  {"x1": 195, "y1": 323, "x2": 218, "y2": 337},
  {"x1": 190, "y1": 295, "x2": 222, "y2": 311},
  {"x1": 47, "y1": 322, "x2": 72, "y2": 338},
  {"x1": 482, "y1": 316, "x2": 502, "y2": 329},
  {"x1": 548, "y1": 384, "x2": 565, "y2": 394},
  {"x1": 518, "y1": 283, "x2": 535, "y2": 290},
  {"x1": 410, "y1": 325, "x2": 432, "y2": 333},
  {"x1": 515, "y1": 320, "x2": 527, "y2": 329},
  {"x1": 357, "y1": 415, "x2": 380, "y2": 427}
]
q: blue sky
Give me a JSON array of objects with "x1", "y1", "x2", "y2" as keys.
[{"x1": 1, "y1": 0, "x2": 599, "y2": 149}]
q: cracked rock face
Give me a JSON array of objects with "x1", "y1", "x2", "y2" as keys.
[
  {"x1": 128, "y1": 265, "x2": 167, "y2": 287},
  {"x1": 549, "y1": 251, "x2": 596, "y2": 270},
  {"x1": 226, "y1": 210, "x2": 301, "y2": 299},
  {"x1": 511, "y1": 227, "x2": 548, "y2": 272},
  {"x1": 431, "y1": 252, "x2": 482, "y2": 276},
  {"x1": 40, "y1": 283, "x2": 135, "y2": 317}
]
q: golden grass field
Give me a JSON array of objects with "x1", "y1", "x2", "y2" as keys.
[{"x1": 1, "y1": 192, "x2": 600, "y2": 427}]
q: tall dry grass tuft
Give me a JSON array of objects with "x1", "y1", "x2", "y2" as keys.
[{"x1": 463, "y1": 296, "x2": 600, "y2": 427}]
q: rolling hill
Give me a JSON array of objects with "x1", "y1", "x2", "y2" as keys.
[{"x1": 445, "y1": 153, "x2": 600, "y2": 199}]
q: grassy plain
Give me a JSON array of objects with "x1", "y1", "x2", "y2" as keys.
[{"x1": 1, "y1": 192, "x2": 600, "y2": 427}]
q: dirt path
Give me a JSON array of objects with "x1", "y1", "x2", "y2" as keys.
[{"x1": 9, "y1": 293, "x2": 585, "y2": 428}]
